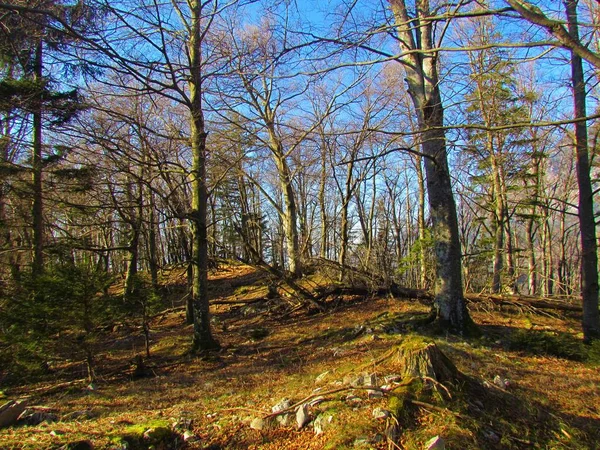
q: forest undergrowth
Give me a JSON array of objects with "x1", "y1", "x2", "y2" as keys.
[{"x1": 1, "y1": 262, "x2": 599, "y2": 449}]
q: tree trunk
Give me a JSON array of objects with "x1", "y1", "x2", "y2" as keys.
[
  {"x1": 491, "y1": 151, "x2": 504, "y2": 294},
  {"x1": 319, "y1": 145, "x2": 328, "y2": 259},
  {"x1": 526, "y1": 217, "x2": 537, "y2": 295},
  {"x1": 565, "y1": 0, "x2": 600, "y2": 342},
  {"x1": 189, "y1": 0, "x2": 219, "y2": 352},
  {"x1": 31, "y1": 40, "x2": 44, "y2": 278},
  {"x1": 338, "y1": 160, "x2": 354, "y2": 281},
  {"x1": 415, "y1": 154, "x2": 427, "y2": 290},
  {"x1": 147, "y1": 188, "x2": 159, "y2": 291},
  {"x1": 124, "y1": 229, "x2": 139, "y2": 299},
  {"x1": 268, "y1": 127, "x2": 301, "y2": 277},
  {"x1": 390, "y1": 0, "x2": 473, "y2": 333}
]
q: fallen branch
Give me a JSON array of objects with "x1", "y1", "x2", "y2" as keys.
[
  {"x1": 317, "y1": 282, "x2": 581, "y2": 314},
  {"x1": 263, "y1": 385, "x2": 388, "y2": 419},
  {"x1": 465, "y1": 293, "x2": 581, "y2": 313},
  {"x1": 24, "y1": 378, "x2": 88, "y2": 397}
]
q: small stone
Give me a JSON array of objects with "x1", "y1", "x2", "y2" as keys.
[
  {"x1": 19, "y1": 410, "x2": 58, "y2": 425},
  {"x1": 384, "y1": 375, "x2": 402, "y2": 384},
  {"x1": 250, "y1": 417, "x2": 265, "y2": 430},
  {"x1": 425, "y1": 435, "x2": 445, "y2": 450},
  {"x1": 313, "y1": 414, "x2": 332, "y2": 435},
  {"x1": 50, "y1": 430, "x2": 66, "y2": 436},
  {"x1": 277, "y1": 413, "x2": 292, "y2": 426},
  {"x1": 272, "y1": 398, "x2": 292, "y2": 426},
  {"x1": 344, "y1": 374, "x2": 364, "y2": 386},
  {"x1": 272, "y1": 398, "x2": 292, "y2": 413},
  {"x1": 173, "y1": 417, "x2": 193, "y2": 430},
  {"x1": 364, "y1": 373, "x2": 377, "y2": 387},
  {"x1": 353, "y1": 437, "x2": 371, "y2": 448},
  {"x1": 296, "y1": 404, "x2": 310, "y2": 429},
  {"x1": 493, "y1": 375, "x2": 509, "y2": 389},
  {"x1": 367, "y1": 389, "x2": 383, "y2": 399},
  {"x1": 315, "y1": 371, "x2": 330, "y2": 383},
  {"x1": 372, "y1": 407, "x2": 390, "y2": 419},
  {"x1": 0, "y1": 399, "x2": 28, "y2": 428},
  {"x1": 183, "y1": 430, "x2": 200, "y2": 442}
]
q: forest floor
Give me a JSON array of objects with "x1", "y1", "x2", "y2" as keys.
[{"x1": 1, "y1": 261, "x2": 599, "y2": 449}]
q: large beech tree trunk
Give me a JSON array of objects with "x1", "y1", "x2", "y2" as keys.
[{"x1": 389, "y1": 0, "x2": 473, "y2": 333}]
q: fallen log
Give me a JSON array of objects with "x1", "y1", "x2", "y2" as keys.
[
  {"x1": 315, "y1": 283, "x2": 582, "y2": 313},
  {"x1": 464, "y1": 293, "x2": 582, "y2": 313}
]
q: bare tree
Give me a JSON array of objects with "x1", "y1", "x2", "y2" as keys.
[{"x1": 388, "y1": 0, "x2": 474, "y2": 332}]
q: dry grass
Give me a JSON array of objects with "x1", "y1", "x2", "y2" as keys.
[{"x1": 1, "y1": 263, "x2": 599, "y2": 449}]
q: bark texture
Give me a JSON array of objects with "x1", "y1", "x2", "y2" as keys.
[
  {"x1": 189, "y1": 0, "x2": 219, "y2": 352},
  {"x1": 389, "y1": 0, "x2": 473, "y2": 333},
  {"x1": 565, "y1": 0, "x2": 600, "y2": 342}
]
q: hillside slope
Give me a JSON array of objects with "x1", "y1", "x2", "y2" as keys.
[{"x1": 1, "y1": 263, "x2": 599, "y2": 449}]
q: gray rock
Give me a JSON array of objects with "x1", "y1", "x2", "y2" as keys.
[
  {"x1": 344, "y1": 374, "x2": 364, "y2": 386},
  {"x1": 0, "y1": 399, "x2": 28, "y2": 428},
  {"x1": 367, "y1": 389, "x2": 383, "y2": 399},
  {"x1": 272, "y1": 398, "x2": 293, "y2": 426},
  {"x1": 425, "y1": 435, "x2": 445, "y2": 450},
  {"x1": 353, "y1": 437, "x2": 371, "y2": 448},
  {"x1": 296, "y1": 404, "x2": 310, "y2": 429},
  {"x1": 372, "y1": 407, "x2": 390, "y2": 420},
  {"x1": 364, "y1": 373, "x2": 377, "y2": 387},
  {"x1": 183, "y1": 430, "x2": 200, "y2": 442},
  {"x1": 277, "y1": 413, "x2": 292, "y2": 426},
  {"x1": 493, "y1": 375, "x2": 510, "y2": 389},
  {"x1": 315, "y1": 371, "x2": 330, "y2": 384},
  {"x1": 313, "y1": 414, "x2": 332, "y2": 435},
  {"x1": 250, "y1": 417, "x2": 265, "y2": 431},
  {"x1": 271, "y1": 398, "x2": 291, "y2": 413},
  {"x1": 173, "y1": 417, "x2": 193, "y2": 431},
  {"x1": 19, "y1": 410, "x2": 58, "y2": 425},
  {"x1": 384, "y1": 375, "x2": 402, "y2": 384}
]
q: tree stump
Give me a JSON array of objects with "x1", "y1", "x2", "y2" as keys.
[{"x1": 396, "y1": 337, "x2": 459, "y2": 383}]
